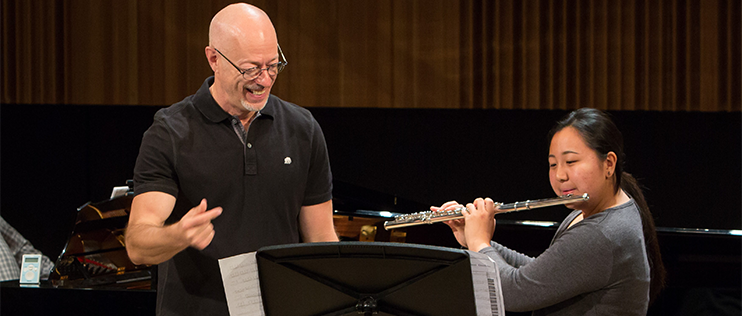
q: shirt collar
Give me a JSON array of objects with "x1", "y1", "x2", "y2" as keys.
[{"x1": 194, "y1": 76, "x2": 275, "y2": 123}]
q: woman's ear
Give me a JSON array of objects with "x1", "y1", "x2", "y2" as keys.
[{"x1": 604, "y1": 151, "x2": 617, "y2": 178}]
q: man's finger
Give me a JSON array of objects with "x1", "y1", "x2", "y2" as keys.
[
  {"x1": 191, "y1": 228, "x2": 216, "y2": 250},
  {"x1": 201, "y1": 207, "x2": 222, "y2": 220},
  {"x1": 184, "y1": 199, "x2": 208, "y2": 217},
  {"x1": 185, "y1": 207, "x2": 223, "y2": 228}
]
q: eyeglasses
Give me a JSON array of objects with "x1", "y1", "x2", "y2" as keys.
[{"x1": 213, "y1": 44, "x2": 288, "y2": 80}]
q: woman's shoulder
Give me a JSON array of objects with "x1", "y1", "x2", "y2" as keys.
[
  {"x1": 584, "y1": 200, "x2": 644, "y2": 246},
  {"x1": 603, "y1": 199, "x2": 642, "y2": 225}
]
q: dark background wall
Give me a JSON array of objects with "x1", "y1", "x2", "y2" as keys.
[
  {"x1": 313, "y1": 108, "x2": 742, "y2": 228},
  {"x1": 1, "y1": 104, "x2": 739, "y2": 259},
  {"x1": 2, "y1": 104, "x2": 740, "y2": 316}
]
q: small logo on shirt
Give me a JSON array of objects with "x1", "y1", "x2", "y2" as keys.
[{"x1": 284, "y1": 157, "x2": 292, "y2": 165}]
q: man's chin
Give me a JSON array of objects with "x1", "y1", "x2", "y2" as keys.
[{"x1": 240, "y1": 99, "x2": 267, "y2": 112}]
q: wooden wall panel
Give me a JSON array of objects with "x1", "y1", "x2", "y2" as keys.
[{"x1": 2, "y1": 0, "x2": 739, "y2": 111}]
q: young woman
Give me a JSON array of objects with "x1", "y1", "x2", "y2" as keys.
[{"x1": 438, "y1": 108, "x2": 665, "y2": 315}]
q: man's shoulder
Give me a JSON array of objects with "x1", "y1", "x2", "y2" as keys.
[
  {"x1": 268, "y1": 95, "x2": 315, "y2": 122},
  {"x1": 154, "y1": 94, "x2": 197, "y2": 121},
  {"x1": 150, "y1": 93, "x2": 216, "y2": 135}
]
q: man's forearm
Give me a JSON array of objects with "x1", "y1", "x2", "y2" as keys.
[
  {"x1": 299, "y1": 200, "x2": 339, "y2": 242},
  {"x1": 304, "y1": 230, "x2": 339, "y2": 242},
  {"x1": 125, "y1": 223, "x2": 188, "y2": 265}
]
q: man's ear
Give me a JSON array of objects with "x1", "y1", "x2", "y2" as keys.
[{"x1": 205, "y1": 47, "x2": 219, "y2": 72}]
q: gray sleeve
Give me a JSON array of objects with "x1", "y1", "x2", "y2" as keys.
[
  {"x1": 480, "y1": 225, "x2": 614, "y2": 312},
  {"x1": 483, "y1": 241, "x2": 535, "y2": 268}
]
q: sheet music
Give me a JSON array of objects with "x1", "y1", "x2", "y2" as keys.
[
  {"x1": 218, "y1": 252, "x2": 265, "y2": 316},
  {"x1": 468, "y1": 251, "x2": 505, "y2": 316}
]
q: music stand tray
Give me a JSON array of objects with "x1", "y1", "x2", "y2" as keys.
[{"x1": 255, "y1": 241, "x2": 499, "y2": 316}]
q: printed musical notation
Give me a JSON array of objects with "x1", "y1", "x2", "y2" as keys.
[
  {"x1": 468, "y1": 251, "x2": 505, "y2": 316},
  {"x1": 218, "y1": 252, "x2": 265, "y2": 316}
]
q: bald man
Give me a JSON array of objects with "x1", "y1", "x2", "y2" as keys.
[{"x1": 125, "y1": 3, "x2": 338, "y2": 315}]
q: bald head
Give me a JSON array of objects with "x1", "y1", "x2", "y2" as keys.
[{"x1": 209, "y1": 3, "x2": 277, "y2": 53}]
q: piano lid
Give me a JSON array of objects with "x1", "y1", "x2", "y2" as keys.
[
  {"x1": 49, "y1": 182, "x2": 152, "y2": 289},
  {"x1": 332, "y1": 179, "x2": 426, "y2": 218}
]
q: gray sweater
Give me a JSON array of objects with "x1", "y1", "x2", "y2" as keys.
[{"x1": 480, "y1": 199, "x2": 650, "y2": 315}]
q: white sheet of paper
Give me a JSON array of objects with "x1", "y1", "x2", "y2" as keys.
[
  {"x1": 218, "y1": 252, "x2": 265, "y2": 316},
  {"x1": 468, "y1": 250, "x2": 505, "y2": 316}
]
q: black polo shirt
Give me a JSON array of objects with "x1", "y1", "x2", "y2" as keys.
[{"x1": 133, "y1": 76, "x2": 333, "y2": 316}]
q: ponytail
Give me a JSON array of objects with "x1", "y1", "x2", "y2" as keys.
[{"x1": 621, "y1": 171, "x2": 666, "y2": 305}]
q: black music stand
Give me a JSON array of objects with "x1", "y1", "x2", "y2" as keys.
[{"x1": 256, "y1": 242, "x2": 491, "y2": 316}]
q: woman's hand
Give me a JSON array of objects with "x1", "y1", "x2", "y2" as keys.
[
  {"x1": 433, "y1": 201, "x2": 468, "y2": 248},
  {"x1": 462, "y1": 197, "x2": 497, "y2": 252}
]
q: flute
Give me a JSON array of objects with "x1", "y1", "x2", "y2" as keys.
[{"x1": 383, "y1": 193, "x2": 589, "y2": 230}]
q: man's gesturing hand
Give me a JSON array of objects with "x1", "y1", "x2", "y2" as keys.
[{"x1": 177, "y1": 199, "x2": 222, "y2": 250}]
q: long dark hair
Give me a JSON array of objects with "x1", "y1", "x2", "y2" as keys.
[{"x1": 548, "y1": 108, "x2": 666, "y2": 304}]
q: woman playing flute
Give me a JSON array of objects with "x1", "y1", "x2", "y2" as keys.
[{"x1": 436, "y1": 108, "x2": 665, "y2": 315}]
